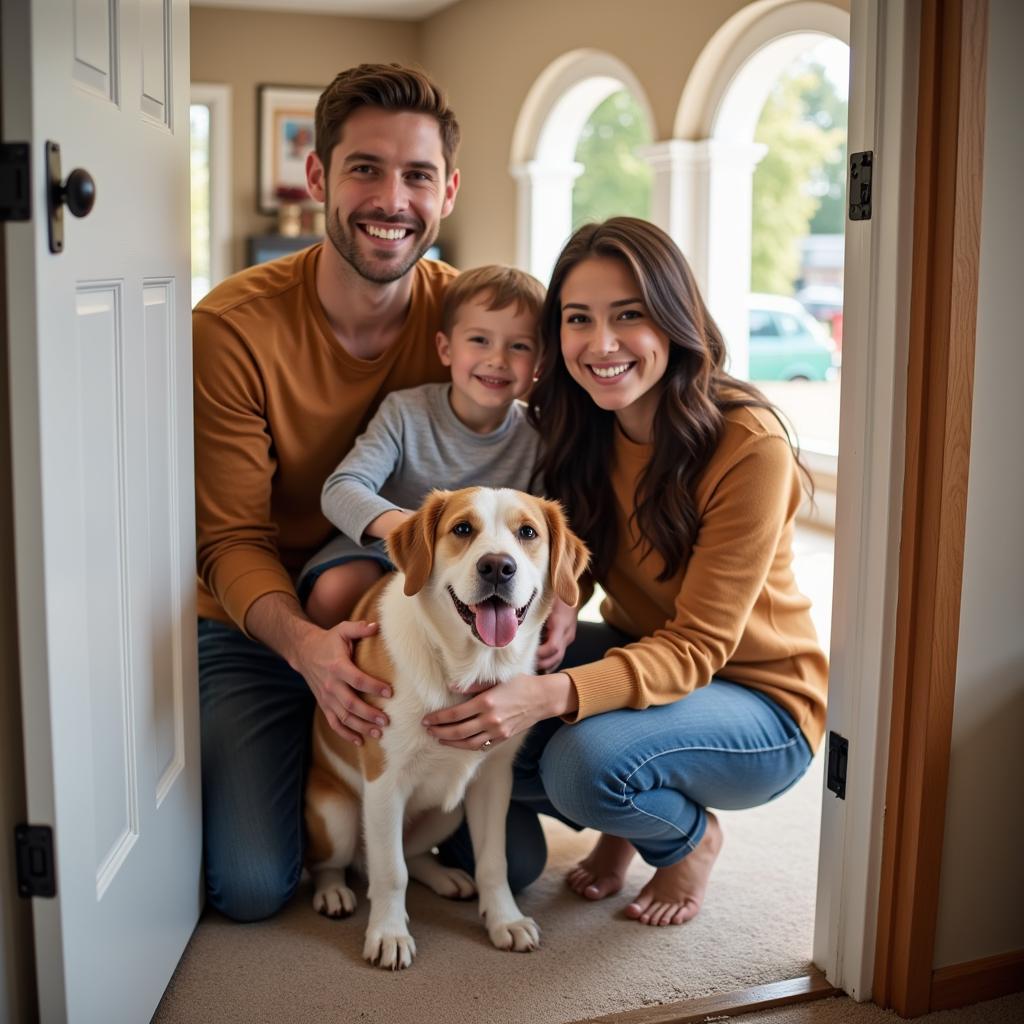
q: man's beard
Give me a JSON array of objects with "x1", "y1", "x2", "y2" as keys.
[{"x1": 325, "y1": 206, "x2": 438, "y2": 284}]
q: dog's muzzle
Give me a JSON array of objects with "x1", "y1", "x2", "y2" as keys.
[{"x1": 448, "y1": 586, "x2": 537, "y2": 648}]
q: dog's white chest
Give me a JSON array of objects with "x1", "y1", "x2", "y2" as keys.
[{"x1": 389, "y1": 718, "x2": 481, "y2": 814}]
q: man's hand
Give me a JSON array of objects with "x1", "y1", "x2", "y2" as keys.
[
  {"x1": 244, "y1": 592, "x2": 392, "y2": 746},
  {"x1": 296, "y1": 620, "x2": 393, "y2": 745},
  {"x1": 535, "y1": 596, "x2": 579, "y2": 673},
  {"x1": 422, "y1": 672, "x2": 577, "y2": 751}
]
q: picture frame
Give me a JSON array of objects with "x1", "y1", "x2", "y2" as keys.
[{"x1": 257, "y1": 84, "x2": 321, "y2": 213}]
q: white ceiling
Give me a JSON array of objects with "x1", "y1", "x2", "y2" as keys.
[{"x1": 191, "y1": 0, "x2": 461, "y2": 19}]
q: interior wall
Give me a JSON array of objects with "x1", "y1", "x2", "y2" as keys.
[
  {"x1": 189, "y1": 5, "x2": 419, "y2": 273},
  {"x1": 418, "y1": 0, "x2": 849, "y2": 270},
  {"x1": 190, "y1": 0, "x2": 850, "y2": 276},
  {"x1": 933, "y1": 0, "x2": 1024, "y2": 969}
]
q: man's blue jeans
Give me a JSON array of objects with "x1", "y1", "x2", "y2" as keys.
[{"x1": 198, "y1": 618, "x2": 812, "y2": 921}]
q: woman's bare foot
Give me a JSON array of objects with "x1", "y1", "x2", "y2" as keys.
[
  {"x1": 625, "y1": 812, "x2": 724, "y2": 926},
  {"x1": 566, "y1": 832, "x2": 636, "y2": 900}
]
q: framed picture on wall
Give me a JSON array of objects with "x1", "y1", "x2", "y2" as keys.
[{"x1": 257, "y1": 84, "x2": 321, "y2": 213}]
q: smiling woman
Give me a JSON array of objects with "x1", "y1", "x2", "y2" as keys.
[{"x1": 427, "y1": 216, "x2": 830, "y2": 929}]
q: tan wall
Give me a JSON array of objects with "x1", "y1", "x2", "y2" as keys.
[
  {"x1": 190, "y1": 5, "x2": 420, "y2": 272},
  {"x1": 419, "y1": 0, "x2": 849, "y2": 269},
  {"x1": 934, "y1": 0, "x2": 1024, "y2": 970},
  {"x1": 190, "y1": 0, "x2": 849, "y2": 274}
]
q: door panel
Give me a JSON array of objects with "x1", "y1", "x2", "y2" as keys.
[{"x1": 2, "y1": 1, "x2": 199, "y2": 1021}]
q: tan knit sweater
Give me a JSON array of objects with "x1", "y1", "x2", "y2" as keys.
[
  {"x1": 565, "y1": 406, "x2": 829, "y2": 752},
  {"x1": 193, "y1": 245, "x2": 457, "y2": 628}
]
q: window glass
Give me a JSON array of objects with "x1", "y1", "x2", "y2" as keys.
[
  {"x1": 776, "y1": 313, "x2": 805, "y2": 337},
  {"x1": 190, "y1": 103, "x2": 211, "y2": 307},
  {"x1": 750, "y1": 310, "x2": 779, "y2": 337}
]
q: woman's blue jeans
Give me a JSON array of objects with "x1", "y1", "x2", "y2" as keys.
[
  {"x1": 507, "y1": 621, "x2": 813, "y2": 866},
  {"x1": 198, "y1": 618, "x2": 811, "y2": 921}
]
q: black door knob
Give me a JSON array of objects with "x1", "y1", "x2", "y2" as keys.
[{"x1": 58, "y1": 168, "x2": 96, "y2": 218}]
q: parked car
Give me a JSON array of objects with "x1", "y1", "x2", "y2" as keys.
[
  {"x1": 747, "y1": 293, "x2": 838, "y2": 381},
  {"x1": 796, "y1": 283, "x2": 845, "y2": 350},
  {"x1": 795, "y1": 284, "x2": 844, "y2": 322}
]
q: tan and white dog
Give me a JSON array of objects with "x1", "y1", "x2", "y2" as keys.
[{"x1": 304, "y1": 486, "x2": 588, "y2": 970}]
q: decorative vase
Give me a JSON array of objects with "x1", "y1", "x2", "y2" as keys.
[{"x1": 277, "y1": 202, "x2": 301, "y2": 237}]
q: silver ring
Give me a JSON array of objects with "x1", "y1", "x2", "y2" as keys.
[{"x1": 481, "y1": 739, "x2": 493, "y2": 750}]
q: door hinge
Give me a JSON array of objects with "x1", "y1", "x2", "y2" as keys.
[
  {"x1": 826, "y1": 731, "x2": 849, "y2": 799},
  {"x1": 849, "y1": 151, "x2": 873, "y2": 221},
  {"x1": 14, "y1": 824, "x2": 56, "y2": 898},
  {"x1": 0, "y1": 142, "x2": 31, "y2": 222}
]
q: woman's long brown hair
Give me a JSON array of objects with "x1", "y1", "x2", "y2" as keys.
[{"x1": 529, "y1": 217, "x2": 809, "y2": 582}]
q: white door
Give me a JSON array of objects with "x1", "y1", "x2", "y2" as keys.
[{"x1": 2, "y1": 1, "x2": 200, "y2": 1021}]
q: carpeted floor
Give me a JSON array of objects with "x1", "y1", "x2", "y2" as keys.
[
  {"x1": 155, "y1": 530, "x2": 837, "y2": 1023},
  {"x1": 154, "y1": 751, "x2": 825, "y2": 1024}
]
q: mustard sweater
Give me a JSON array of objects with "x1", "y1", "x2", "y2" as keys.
[
  {"x1": 565, "y1": 406, "x2": 829, "y2": 752},
  {"x1": 193, "y1": 245, "x2": 457, "y2": 628}
]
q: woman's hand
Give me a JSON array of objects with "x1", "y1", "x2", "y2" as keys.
[
  {"x1": 535, "y1": 596, "x2": 580, "y2": 673},
  {"x1": 423, "y1": 672, "x2": 578, "y2": 751}
]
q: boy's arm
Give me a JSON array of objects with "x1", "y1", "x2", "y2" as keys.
[
  {"x1": 321, "y1": 393, "x2": 410, "y2": 544},
  {"x1": 363, "y1": 508, "x2": 411, "y2": 540}
]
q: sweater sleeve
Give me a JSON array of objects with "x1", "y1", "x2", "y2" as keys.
[
  {"x1": 193, "y1": 310, "x2": 296, "y2": 631},
  {"x1": 320, "y1": 392, "x2": 406, "y2": 544},
  {"x1": 565, "y1": 434, "x2": 796, "y2": 720}
]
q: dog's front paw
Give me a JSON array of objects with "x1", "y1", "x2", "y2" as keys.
[
  {"x1": 363, "y1": 927, "x2": 417, "y2": 970},
  {"x1": 488, "y1": 916, "x2": 541, "y2": 952},
  {"x1": 312, "y1": 883, "x2": 357, "y2": 918}
]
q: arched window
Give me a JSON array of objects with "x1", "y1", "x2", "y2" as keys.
[{"x1": 510, "y1": 51, "x2": 654, "y2": 283}]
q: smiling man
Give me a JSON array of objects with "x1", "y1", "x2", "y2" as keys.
[{"x1": 192, "y1": 65, "x2": 465, "y2": 922}]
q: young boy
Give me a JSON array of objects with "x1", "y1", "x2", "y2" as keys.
[{"x1": 299, "y1": 265, "x2": 546, "y2": 628}]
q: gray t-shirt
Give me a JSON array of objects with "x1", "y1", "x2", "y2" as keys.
[{"x1": 301, "y1": 383, "x2": 542, "y2": 583}]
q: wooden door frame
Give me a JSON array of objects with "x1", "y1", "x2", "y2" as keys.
[{"x1": 873, "y1": 0, "x2": 990, "y2": 1016}]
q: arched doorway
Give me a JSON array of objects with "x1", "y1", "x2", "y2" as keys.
[
  {"x1": 510, "y1": 49, "x2": 655, "y2": 283},
  {"x1": 650, "y1": 2, "x2": 851, "y2": 378}
]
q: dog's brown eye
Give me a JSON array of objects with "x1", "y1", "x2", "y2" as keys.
[
  {"x1": 452, "y1": 521, "x2": 473, "y2": 537},
  {"x1": 518, "y1": 524, "x2": 538, "y2": 540}
]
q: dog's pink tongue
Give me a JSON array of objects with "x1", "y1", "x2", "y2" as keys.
[{"x1": 473, "y1": 599, "x2": 518, "y2": 647}]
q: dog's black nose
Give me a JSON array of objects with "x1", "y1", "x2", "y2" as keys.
[{"x1": 477, "y1": 553, "x2": 517, "y2": 582}]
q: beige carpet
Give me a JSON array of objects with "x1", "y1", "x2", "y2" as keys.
[{"x1": 154, "y1": 753, "x2": 824, "y2": 1023}]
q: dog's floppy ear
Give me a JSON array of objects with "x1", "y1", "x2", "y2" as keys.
[
  {"x1": 540, "y1": 498, "x2": 590, "y2": 607},
  {"x1": 386, "y1": 490, "x2": 450, "y2": 596}
]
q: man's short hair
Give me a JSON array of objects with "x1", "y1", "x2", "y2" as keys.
[
  {"x1": 315, "y1": 63, "x2": 460, "y2": 177},
  {"x1": 440, "y1": 266, "x2": 547, "y2": 340}
]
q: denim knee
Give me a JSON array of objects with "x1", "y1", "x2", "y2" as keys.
[
  {"x1": 506, "y1": 801, "x2": 547, "y2": 893},
  {"x1": 538, "y1": 722, "x2": 622, "y2": 828},
  {"x1": 206, "y1": 854, "x2": 302, "y2": 923}
]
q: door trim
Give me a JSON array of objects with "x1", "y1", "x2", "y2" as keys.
[
  {"x1": 812, "y1": 0, "x2": 920, "y2": 1000},
  {"x1": 872, "y1": 0, "x2": 989, "y2": 1016},
  {"x1": 570, "y1": 971, "x2": 842, "y2": 1024}
]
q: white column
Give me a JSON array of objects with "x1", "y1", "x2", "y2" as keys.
[
  {"x1": 638, "y1": 138, "x2": 766, "y2": 380},
  {"x1": 510, "y1": 159, "x2": 584, "y2": 284}
]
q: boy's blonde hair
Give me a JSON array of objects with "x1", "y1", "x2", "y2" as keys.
[{"x1": 440, "y1": 265, "x2": 546, "y2": 340}]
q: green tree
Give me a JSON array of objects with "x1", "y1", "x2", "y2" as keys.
[
  {"x1": 572, "y1": 90, "x2": 652, "y2": 230},
  {"x1": 803, "y1": 61, "x2": 849, "y2": 234},
  {"x1": 751, "y1": 64, "x2": 845, "y2": 294}
]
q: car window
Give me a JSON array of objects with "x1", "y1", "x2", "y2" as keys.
[
  {"x1": 750, "y1": 310, "x2": 778, "y2": 337},
  {"x1": 775, "y1": 313, "x2": 806, "y2": 337}
]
